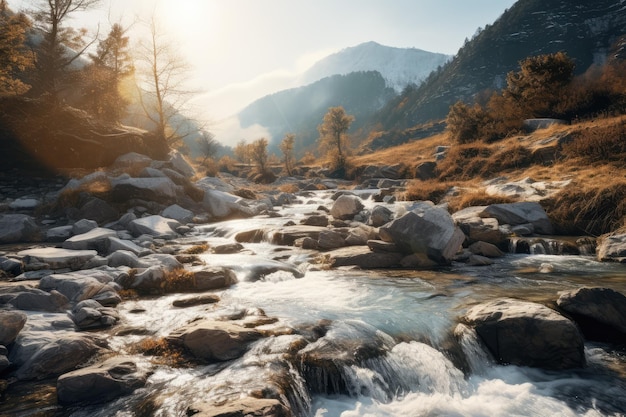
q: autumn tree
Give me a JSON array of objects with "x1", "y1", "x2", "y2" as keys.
[
  {"x1": 32, "y1": 0, "x2": 100, "y2": 101},
  {"x1": 279, "y1": 133, "x2": 296, "y2": 175},
  {"x1": 250, "y1": 137, "x2": 269, "y2": 174},
  {"x1": 233, "y1": 139, "x2": 251, "y2": 165},
  {"x1": 135, "y1": 17, "x2": 195, "y2": 147},
  {"x1": 318, "y1": 106, "x2": 354, "y2": 170},
  {"x1": 0, "y1": 0, "x2": 34, "y2": 96},
  {"x1": 81, "y1": 23, "x2": 133, "y2": 121},
  {"x1": 446, "y1": 101, "x2": 490, "y2": 143},
  {"x1": 503, "y1": 52, "x2": 575, "y2": 118}
]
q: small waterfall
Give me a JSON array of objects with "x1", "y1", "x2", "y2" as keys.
[
  {"x1": 454, "y1": 324, "x2": 494, "y2": 376},
  {"x1": 508, "y1": 237, "x2": 595, "y2": 256}
]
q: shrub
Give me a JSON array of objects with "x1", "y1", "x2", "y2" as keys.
[
  {"x1": 182, "y1": 244, "x2": 209, "y2": 255},
  {"x1": 437, "y1": 144, "x2": 493, "y2": 180},
  {"x1": 404, "y1": 179, "x2": 453, "y2": 203},
  {"x1": 561, "y1": 120, "x2": 626, "y2": 164},
  {"x1": 131, "y1": 337, "x2": 189, "y2": 367},
  {"x1": 543, "y1": 181, "x2": 626, "y2": 236},
  {"x1": 162, "y1": 268, "x2": 195, "y2": 293}
]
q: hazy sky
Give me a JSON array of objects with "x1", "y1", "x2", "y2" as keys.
[{"x1": 9, "y1": 0, "x2": 516, "y2": 139}]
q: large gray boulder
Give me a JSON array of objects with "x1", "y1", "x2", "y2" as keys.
[
  {"x1": 557, "y1": 287, "x2": 626, "y2": 343},
  {"x1": 62, "y1": 228, "x2": 117, "y2": 252},
  {"x1": 201, "y1": 189, "x2": 266, "y2": 219},
  {"x1": 330, "y1": 195, "x2": 364, "y2": 220},
  {"x1": 18, "y1": 247, "x2": 98, "y2": 270},
  {"x1": 453, "y1": 207, "x2": 508, "y2": 246},
  {"x1": 0, "y1": 214, "x2": 40, "y2": 243},
  {"x1": 109, "y1": 176, "x2": 180, "y2": 204},
  {"x1": 0, "y1": 311, "x2": 27, "y2": 345},
  {"x1": 168, "y1": 150, "x2": 196, "y2": 177},
  {"x1": 57, "y1": 356, "x2": 147, "y2": 405},
  {"x1": 162, "y1": 204, "x2": 194, "y2": 224},
  {"x1": 39, "y1": 273, "x2": 117, "y2": 303},
  {"x1": 167, "y1": 319, "x2": 262, "y2": 362},
  {"x1": 0, "y1": 287, "x2": 69, "y2": 312},
  {"x1": 71, "y1": 299, "x2": 120, "y2": 330},
  {"x1": 379, "y1": 202, "x2": 464, "y2": 264},
  {"x1": 464, "y1": 298, "x2": 585, "y2": 370},
  {"x1": 327, "y1": 246, "x2": 403, "y2": 269},
  {"x1": 480, "y1": 202, "x2": 553, "y2": 235}
]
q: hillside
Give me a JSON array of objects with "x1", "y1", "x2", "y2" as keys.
[
  {"x1": 372, "y1": 0, "x2": 626, "y2": 132},
  {"x1": 237, "y1": 71, "x2": 395, "y2": 154},
  {"x1": 299, "y1": 41, "x2": 451, "y2": 91}
]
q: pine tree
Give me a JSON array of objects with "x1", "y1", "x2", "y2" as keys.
[{"x1": 0, "y1": 0, "x2": 34, "y2": 97}]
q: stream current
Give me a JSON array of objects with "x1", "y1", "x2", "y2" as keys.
[{"x1": 21, "y1": 190, "x2": 626, "y2": 416}]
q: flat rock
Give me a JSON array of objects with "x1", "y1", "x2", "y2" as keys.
[
  {"x1": 187, "y1": 398, "x2": 291, "y2": 417},
  {"x1": 0, "y1": 287, "x2": 69, "y2": 312},
  {"x1": 110, "y1": 176, "x2": 180, "y2": 204},
  {"x1": 271, "y1": 225, "x2": 328, "y2": 246},
  {"x1": 327, "y1": 246, "x2": 403, "y2": 269},
  {"x1": 129, "y1": 215, "x2": 181, "y2": 239},
  {"x1": 162, "y1": 204, "x2": 194, "y2": 223},
  {"x1": 62, "y1": 228, "x2": 117, "y2": 252},
  {"x1": 18, "y1": 247, "x2": 97, "y2": 270},
  {"x1": 597, "y1": 233, "x2": 626, "y2": 262},
  {"x1": 480, "y1": 202, "x2": 553, "y2": 235}
]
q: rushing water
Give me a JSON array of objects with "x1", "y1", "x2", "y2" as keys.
[{"x1": 7, "y1": 190, "x2": 626, "y2": 417}]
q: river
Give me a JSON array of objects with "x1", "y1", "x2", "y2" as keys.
[{"x1": 6, "y1": 189, "x2": 626, "y2": 416}]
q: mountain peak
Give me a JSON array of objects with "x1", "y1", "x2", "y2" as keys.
[{"x1": 299, "y1": 42, "x2": 451, "y2": 91}]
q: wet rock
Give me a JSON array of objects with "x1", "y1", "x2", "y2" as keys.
[
  {"x1": 57, "y1": 356, "x2": 147, "y2": 405},
  {"x1": 212, "y1": 242, "x2": 244, "y2": 254},
  {"x1": 481, "y1": 202, "x2": 553, "y2": 235},
  {"x1": 0, "y1": 311, "x2": 27, "y2": 345},
  {"x1": 271, "y1": 225, "x2": 327, "y2": 246},
  {"x1": 172, "y1": 294, "x2": 220, "y2": 308},
  {"x1": 452, "y1": 208, "x2": 508, "y2": 246},
  {"x1": 467, "y1": 254, "x2": 494, "y2": 266},
  {"x1": 62, "y1": 228, "x2": 117, "y2": 252},
  {"x1": 368, "y1": 205, "x2": 393, "y2": 227},
  {"x1": 18, "y1": 247, "x2": 97, "y2": 270},
  {"x1": 126, "y1": 266, "x2": 165, "y2": 293},
  {"x1": 0, "y1": 287, "x2": 69, "y2": 312},
  {"x1": 327, "y1": 246, "x2": 403, "y2": 269},
  {"x1": 0, "y1": 257, "x2": 22, "y2": 276},
  {"x1": 167, "y1": 319, "x2": 262, "y2": 362},
  {"x1": 468, "y1": 241, "x2": 505, "y2": 258},
  {"x1": 202, "y1": 189, "x2": 264, "y2": 219},
  {"x1": 191, "y1": 267, "x2": 238, "y2": 290},
  {"x1": 71, "y1": 299, "x2": 119, "y2": 330},
  {"x1": 188, "y1": 398, "x2": 291, "y2": 417},
  {"x1": 0, "y1": 214, "x2": 40, "y2": 243},
  {"x1": 379, "y1": 202, "x2": 464, "y2": 264},
  {"x1": 557, "y1": 287, "x2": 626, "y2": 343},
  {"x1": 128, "y1": 215, "x2": 181, "y2": 239},
  {"x1": 464, "y1": 298, "x2": 585, "y2": 370},
  {"x1": 11, "y1": 332, "x2": 104, "y2": 380},
  {"x1": 330, "y1": 195, "x2": 364, "y2": 220},
  {"x1": 597, "y1": 232, "x2": 626, "y2": 262},
  {"x1": 234, "y1": 228, "x2": 268, "y2": 243},
  {"x1": 301, "y1": 214, "x2": 329, "y2": 227},
  {"x1": 317, "y1": 230, "x2": 346, "y2": 250},
  {"x1": 39, "y1": 272, "x2": 117, "y2": 303}
]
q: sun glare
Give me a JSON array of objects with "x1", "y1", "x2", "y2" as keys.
[{"x1": 157, "y1": 0, "x2": 221, "y2": 46}]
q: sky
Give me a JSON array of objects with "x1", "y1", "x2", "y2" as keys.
[{"x1": 8, "y1": 0, "x2": 517, "y2": 142}]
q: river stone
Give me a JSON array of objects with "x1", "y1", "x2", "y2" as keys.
[
  {"x1": 596, "y1": 233, "x2": 626, "y2": 262},
  {"x1": 79, "y1": 197, "x2": 119, "y2": 225},
  {"x1": 106, "y1": 237, "x2": 151, "y2": 257},
  {"x1": 191, "y1": 267, "x2": 238, "y2": 291},
  {"x1": 369, "y1": 205, "x2": 393, "y2": 227},
  {"x1": 39, "y1": 273, "x2": 116, "y2": 303},
  {"x1": 62, "y1": 228, "x2": 117, "y2": 252},
  {"x1": 72, "y1": 219, "x2": 99, "y2": 235},
  {"x1": 57, "y1": 356, "x2": 147, "y2": 405},
  {"x1": 453, "y1": 209, "x2": 508, "y2": 246},
  {"x1": 71, "y1": 299, "x2": 120, "y2": 330},
  {"x1": 330, "y1": 195, "x2": 364, "y2": 220},
  {"x1": 212, "y1": 242, "x2": 244, "y2": 254},
  {"x1": 162, "y1": 204, "x2": 194, "y2": 223},
  {"x1": 468, "y1": 241, "x2": 505, "y2": 258},
  {"x1": 0, "y1": 214, "x2": 40, "y2": 243},
  {"x1": 172, "y1": 294, "x2": 220, "y2": 308},
  {"x1": 46, "y1": 225, "x2": 74, "y2": 242},
  {"x1": 167, "y1": 319, "x2": 262, "y2": 362},
  {"x1": 317, "y1": 230, "x2": 346, "y2": 250},
  {"x1": 107, "y1": 250, "x2": 148, "y2": 268},
  {"x1": 0, "y1": 287, "x2": 69, "y2": 312},
  {"x1": 0, "y1": 257, "x2": 22, "y2": 276},
  {"x1": 202, "y1": 189, "x2": 255, "y2": 219},
  {"x1": 0, "y1": 311, "x2": 27, "y2": 345},
  {"x1": 557, "y1": 287, "x2": 626, "y2": 343},
  {"x1": 301, "y1": 214, "x2": 329, "y2": 227},
  {"x1": 327, "y1": 246, "x2": 403, "y2": 269},
  {"x1": 187, "y1": 398, "x2": 291, "y2": 417},
  {"x1": 168, "y1": 150, "x2": 196, "y2": 177},
  {"x1": 464, "y1": 298, "x2": 585, "y2": 370},
  {"x1": 12, "y1": 332, "x2": 104, "y2": 380},
  {"x1": 480, "y1": 202, "x2": 553, "y2": 235},
  {"x1": 18, "y1": 247, "x2": 97, "y2": 270},
  {"x1": 271, "y1": 225, "x2": 328, "y2": 246},
  {"x1": 379, "y1": 202, "x2": 464, "y2": 264},
  {"x1": 113, "y1": 152, "x2": 153, "y2": 170},
  {"x1": 128, "y1": 215, "x2": 181, "y2": 239}
]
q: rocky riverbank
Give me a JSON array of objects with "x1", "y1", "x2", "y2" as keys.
[{"x1": 1, "y1": 152, "x2": 626, "y2": 415}]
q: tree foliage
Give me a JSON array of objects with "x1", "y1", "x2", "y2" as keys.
[
  {"x1": 318, "y1": 106, "x2": 354, "y2": 170},
  {"x1": 279, "y1": 133, "x2": 296, "y2": 175},
  {"x1": 0, "y1": 0, "x2": 33, "y2": 96},
  {"x1": 250, "y1": 137, "x2": 269, "y2": 174}
]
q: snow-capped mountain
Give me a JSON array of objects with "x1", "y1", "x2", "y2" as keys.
[{"x1": 299, "y1": 41, "x2": 451, "y2": 92}]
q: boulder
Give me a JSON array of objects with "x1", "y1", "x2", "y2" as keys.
[
  {"x1": 0, "y1": 257, "x2": 23, "y2": 276},
  {"x1": 62, "y1": 228, "x2": 117, "y2": 252},
  {"x1": 107, "y1": 250, "x2": 148, "y2": 268},
  {"x1": 46, "y1": 225, "x2": 74, "y2": 242},
  {"x1": 172, "y1": 294, "x2": 220, "y2": 308},
  {"x1": 202, "y1": 189, "x2": 266, "y2": 219},
  {"x1": 191, "y1": 267, "x2": 238, "y2": 291},
  {"x1": 106, "y1": 237, "x2": 151, "y2": 257},
  {"x1": 128, "y1": 215, "x2": 181, "y2": 239},
  {"x1": 597, "y1": 233, "x2": 626, "y2": 262},
  {"x1": 11, "y1": 332, "x2": 104, "y2": 380},
  {"x1": 125, "y1": 266, "x2": 165, "y2": 293},
  {"x1": 57, "y1": 356, "x2": 147, "y2": 405},
  {"x1": 18, "y1": 247, "x2": 97, "y2": 270},
  {"x1": 71, "y1": 299, "x2": 119, "y2": 330},
  {"x1": 167, "y1": 319, "x2": 262, "y2": 362},
  {"x1": 0, "y1": 311, "x2": 27, "y2": 345},
  {"x1": 468, "y1": 241, "x2": 505, "y2": 258},
  {"x1": 368, "y1": 205, "x2": 393, "y2": 227},
  {"x1": 330, "y1": 195, "x2": 364, "y2": 220},
  {"x1": 480, "y1": 202, "x2": 553, "y2": 235},
  {"x1": 168, "y1": 150, "x2": 196, "y2": 177},
  {"x1": 187, "y1": 398, "x2": 291, "y2": 417},
  {"x1": 0, "y1": 287, "x2": 69, "y2": 312},
  {"x1": 301, "y1": 215, "x2": 329, "y2": 227},
  {"x1": 317, "y1": 230, "x2": 346, "y2": 250},
  {"x1": 557, "y1": 287, "x2": 626, "y2": 343},
  {"x1": 78, "y1": 197, "x2": 119, "y2": 224},
  {"x1": 379, "y1": 202, "x2": 464, "y2": 264},
  {"x1": 453, "y1": 208, "x2": 508, "y2": 246},
  {"x1": 327, "y1": 246, "x2": 403, "y2": 269},
  {"x1": 72, "y1": 219, "x2": 98, "y2": 235},
  {"x1": 39, "y1": 273, "x2": 116, "y2": 303},
  {"x1": 414, "y1": 161, "x2": 437, "y2": 181},
  {"x1": 109, "y1": 176, "x2": 179, "y2": 204},
  {"x1": 464, "y1": 298, "x2": 585, "y2": 370},
  {"x1": 162, "y1": 204, "x2": 194, "y2": 224},
  {"x1": 271, "y1": 225, "x2": 328, "y2": 246},
  {"x1": 212, "y1": 243, "x2": 244, "y2": 254},
  {"x1": 0, "y1": 214, "x2": 40, "y2": 243}
]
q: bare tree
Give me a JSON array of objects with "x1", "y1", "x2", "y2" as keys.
[
  {"x1": 32, "y1": 0, "x2": 100, "y2": 101},
  {"x1": 135, "y1": 16, "x2": 195, "y2": 147},
  {"x1": 196, "y1": 130, "x2": 218, "y2": 165},
  {"x1": 279, "y1": 133, "x2": 296, "y2": 176}
]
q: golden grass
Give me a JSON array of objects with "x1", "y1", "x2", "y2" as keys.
[
  {"x1": 130, "y1": 337, "x2": 190, "y2": 367},
  {"x1": 404, "y1": 179, "x2": 453, "y2": 203},
  {"x1": 162, "y1": 268, "x2": 196, "y2": 293},
  {"x1": 352, "y1": 133, "x2": 451, "y2": 167},
  {"x1": 182, "y1": 244, "x2": 209, "y2": 255},
  {"x1": 447, "y1": 190, "x2": 517, "y2": 213}
]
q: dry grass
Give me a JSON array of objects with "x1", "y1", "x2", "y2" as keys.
[
  {"x1": 279, "y1": 183, "x2": 299, "y2": 193},
  {"x1": 352, "y1": 133, "x2": 451, "y2": 167},
  {"x1": 162, "y1": 268, "x2": 196, "y2": 293},
  {"x1": 130, "y1": 337, "x2": 190, "y2": 367},
  {"x1": 404, "y1": 179, "x2": 454, "y2": 203},
  {"x1": 562, "y1": 118, "x2": 626, "y2": 165},
  {"x1": 182, "y1": 244, "x2": 209, "y2": 255},
  {"x1": 447, "y1": 190, "x2": 517, "y2": 213}
]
